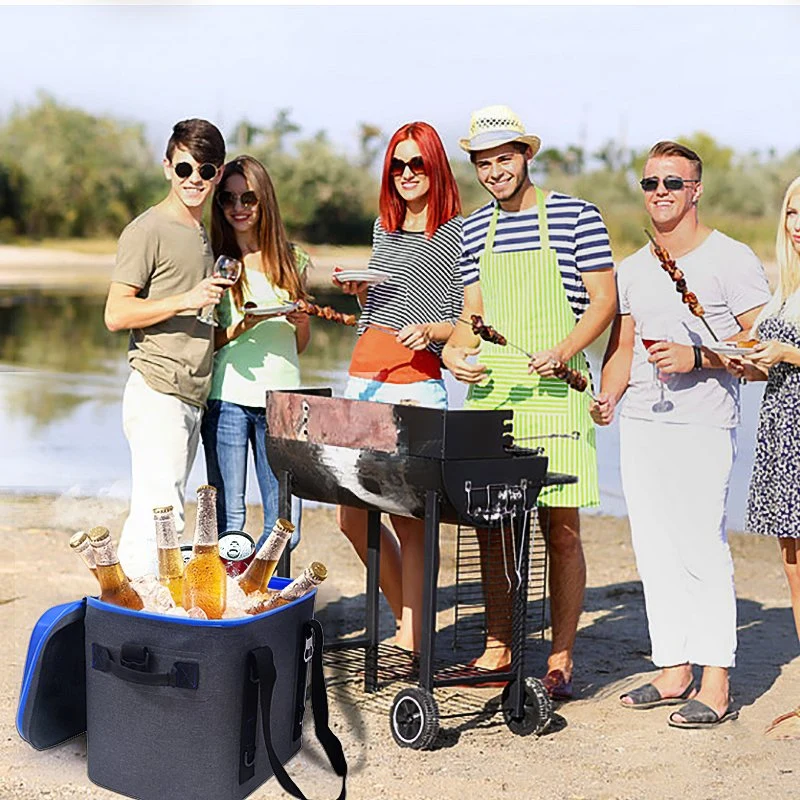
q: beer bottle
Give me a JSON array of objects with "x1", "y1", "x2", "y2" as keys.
[
  {"x1": 153, "y1": 506, "x2": 184, "y2": 606},
  {"x1": 237, "y1": 518, "x2": 295, "y2": 595},
  {"x1": 69, "y1": 530, "x2": 98, "y2": 581},
  {"x1": 183, "y1": 485, "x2": 227, "y2": 619},
  {"x1": 249, "y1": 561, "x2": 327, "y2": 614},
  {"x1": 86, "y1": 527, "x2": 144, "y2": 610}
]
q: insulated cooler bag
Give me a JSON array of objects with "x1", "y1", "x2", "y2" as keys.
[{"x1": 17, "y1": 578, "x2": 347, "y2": 800}]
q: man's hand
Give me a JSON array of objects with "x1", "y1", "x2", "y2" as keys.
[
  {"x1": 589, "y1": 392, "x2": 617, "y2": 426},
  {"x1": 528, "y1": 349, "x2": 566, "y2": 378},
  {"x1": 648, "y1": 341, "x2": 695, "y2": 374},
  {"x1": 396, "y1": 323, "x2": 431, "y2": 351},
  {"x1": 183, "y1": 276, "x2": 233, "y2": 312},
  {"x1": 442, "y1": 345, "x2": 487, "y2": 383}
]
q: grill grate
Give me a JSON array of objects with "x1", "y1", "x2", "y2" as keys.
[{"x1": 453, "y1": 510, "x2": 548, "y2": 653}]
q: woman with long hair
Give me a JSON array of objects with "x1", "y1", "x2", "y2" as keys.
[
  {"x1": 335, "y1": 121, "x2": 463, "y2": 652},
  {"x1": 728, "y1": 175, "x2": 800, "y2": 738},
  {"x1": 202, "y1": 154, "x2": 311, "y2": 549}
]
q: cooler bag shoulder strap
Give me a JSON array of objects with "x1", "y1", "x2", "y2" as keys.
[{"x1": 249, "y1": 619, "x2": 347, "y2": 800}]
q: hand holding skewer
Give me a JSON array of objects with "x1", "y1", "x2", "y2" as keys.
[{"x1": 467, "y1": 315, "x2": 589, "y2": 393}]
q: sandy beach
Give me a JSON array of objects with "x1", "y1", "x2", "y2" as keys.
[{"x1": 2, "y1": 493, "x2": 798, "y2": 800}]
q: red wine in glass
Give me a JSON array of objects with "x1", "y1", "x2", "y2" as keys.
[
  {"x1": 640, "y1": 333, "x2": 674, "y2": 412},
  {"x1": 641, "y1": 338, "x2": 658, "y2": 350}
]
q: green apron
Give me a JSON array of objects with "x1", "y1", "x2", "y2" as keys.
[{"x1": 464, "y1": 187, "x2": 599, "y2": 508}]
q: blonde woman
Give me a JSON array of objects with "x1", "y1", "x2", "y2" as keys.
[{"x1": 729, "y1": 175, "x2": 800, "y2": 738}]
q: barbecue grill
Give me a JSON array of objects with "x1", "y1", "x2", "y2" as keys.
[{"x1": 265, "y1": 389, "x2": 576, "y2": 749}]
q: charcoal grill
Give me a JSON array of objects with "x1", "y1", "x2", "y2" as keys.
[{"x1": 265, "y1": 389, "x2": 576, "y2": 748}]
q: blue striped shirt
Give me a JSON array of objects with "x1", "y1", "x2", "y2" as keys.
[{"x1": 459, "y1": 191, "x2": 614, "y2": 319}]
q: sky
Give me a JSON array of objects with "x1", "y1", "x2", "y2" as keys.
[{"x1": 0, "y1": 4, "x2": 798, "y2": 164}]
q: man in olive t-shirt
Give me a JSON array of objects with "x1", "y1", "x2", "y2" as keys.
[{"x1": 104, "y1": 119, "x2": 230, "y2": 578}]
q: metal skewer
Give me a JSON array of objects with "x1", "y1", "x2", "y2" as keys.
[{"x1": 645, "y1": 230, "x2": 719, "y2": 342}]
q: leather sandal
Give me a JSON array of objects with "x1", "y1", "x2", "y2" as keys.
[
  {"x1": 619, "y1": 681, "x2": 695, "y2": 710},
  {"x1": 668, "y1": 698, "x2": 739, "y2": 729}
]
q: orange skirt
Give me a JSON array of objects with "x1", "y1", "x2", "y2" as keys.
[{"x1": 348, "y1": 326, "x2": 442, "y2": 383}]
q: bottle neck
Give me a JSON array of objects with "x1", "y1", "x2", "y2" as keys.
[
  {"x1": 71, "y1": 539, "x2": 97, "y2": 570},
  {"x1": 154, "y1": 513, "x2": 179, "y2": 549},
  {"x1": 194, "y1": 489, "x2": 218, "y2": 546},
  {"x1": 92, "y1": 537, "x2": 121, "y2": 568}
]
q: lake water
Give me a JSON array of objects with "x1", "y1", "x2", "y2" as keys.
[{"x1": 0, "y1": 290, "x2": 765, "y2": 530}]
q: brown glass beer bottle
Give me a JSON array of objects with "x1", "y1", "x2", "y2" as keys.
[
  {"x1": 182, "y1": 485, "x2": 227, "y2": 619},
  {"x1": 237, "y1": 518, "x2": 295, "y2": 595},
  {"x1": 248, "y1": 561, "x2": 327, "y2": 614},
  {"x1": 153, "y1": 506, "x2": 184, "y2": 606},
  {"x1": 86, "y1": 527, "x2": 144, "y2": 610},
  {"x1": 69, "y1": 530, "x2": 98, "y2": 581}
]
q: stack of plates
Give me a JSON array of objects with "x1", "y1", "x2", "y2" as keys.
[{"x1": 333, "y1": 269, "x2": 391, "y2": 285}]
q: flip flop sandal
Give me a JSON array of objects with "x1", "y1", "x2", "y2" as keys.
[
  {"x1": 764, "y1": 706, "x2": 800, "y2": 739},
  {"x1": 668, "y1": 698, "x2": 739, "y2": 729},
  {"x1": 619, "y1": 681, "x2": 695, "y2": 710},
  {"x1": 542, "y1": 669, "x2": 573, "y2": 701}
]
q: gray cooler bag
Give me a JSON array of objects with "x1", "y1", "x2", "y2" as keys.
[{"x1": 17, "y1": 580, "x2": 347, "y2": 800}]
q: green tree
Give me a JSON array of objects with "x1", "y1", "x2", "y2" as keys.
[{"x1": 0, "y1": 92, "x2": 162, "y2": 238}]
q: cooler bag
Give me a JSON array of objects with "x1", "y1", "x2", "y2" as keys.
[{"x1": 16, "y1": 578, "x2": 347, "y2": 800}]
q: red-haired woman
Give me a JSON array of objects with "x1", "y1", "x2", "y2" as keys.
[{"x1": 334, "y1": 121, "x2": 463, "y2": 653}]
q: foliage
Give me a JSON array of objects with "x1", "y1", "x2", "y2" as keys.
[
  {"x1": 0, "y1": 95, "x2": 798, "y2": 258},
  {"x1": 0, "y1": 92, "x2": 163, "y2": 239}
]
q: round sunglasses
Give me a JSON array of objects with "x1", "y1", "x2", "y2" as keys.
[
  {"x1": 389, "y1": 156, "x2": 426, "y2": 177},
  {"x1": 216, "y1": 190, "x2": 258, "y2": 209},
  {"x1": 173, "y1": 161, "x2": 219, "y2": 181},
  {"x1": 640, "y1": 175, "x2": 699, "y2": 192}
]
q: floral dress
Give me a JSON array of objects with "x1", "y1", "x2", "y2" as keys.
[{"x1": 745, "y1": 316, "x2": 800, "y2": 538}]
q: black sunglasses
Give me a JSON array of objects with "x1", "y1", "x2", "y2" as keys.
[
  {"x1": 640, "y1": 175, "x2": 699, "y2": 192},
  {"x1": 216, "y1": 190, "x2": 258, "y2": 209},
  {"x1": 173, "y1": 161, "x2": 219, "y2": 181},
  {"x1": 389, "y1": 156, "x2": 426, "y2": 177}
]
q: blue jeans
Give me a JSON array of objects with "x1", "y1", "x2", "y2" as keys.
[{"x1": 201, "y1": 399, "x2": 300, "y2": 550}]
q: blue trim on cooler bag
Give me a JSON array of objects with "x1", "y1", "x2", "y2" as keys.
[
  {"x1": 85, "y1": 576, "x2": 316, "y2": 626},
  {"x1": 16, "y1": 599, "x2": 86, "y2": 741}
]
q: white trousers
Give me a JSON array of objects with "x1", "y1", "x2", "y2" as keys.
[
  {"x1": 619, "y1": 417, "x2": 737, "y2": 668},
  {"x1": 117, "y1": 370, "x2": 203, "y2": 578}
]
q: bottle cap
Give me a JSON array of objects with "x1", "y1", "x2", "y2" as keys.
[
  {"x1": 274, "y1": 518, "x2": 295, "y2": 534},
  {"x1": 197, "y1": 484, "x2": 217, "y2": 495},
  {"x1": 69, "y1": 530, "x2": 88, "y2": 549},
  {"x1": 309, "y1": 561, "x2": 328, "y2": 581},
  {"x1": 87, "y1": 526, "x2": 111, "y2": 543},
  {"x1": 153, "y1": 505, "x2": 174, "y2": 515}
]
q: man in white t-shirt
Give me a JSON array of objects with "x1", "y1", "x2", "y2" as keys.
[{"x1": 591, "y1": 141, "x2": 770, "y2": 729}]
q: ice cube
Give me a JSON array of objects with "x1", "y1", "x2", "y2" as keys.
[{"x1": 131, "y1": 574, "x2": 176, "y2": 613}]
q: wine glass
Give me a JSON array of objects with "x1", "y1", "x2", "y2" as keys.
[
  {"x1": 640, "y1": 324, "x2": 674, "y2": 414},
  {"x1": 198, "y1": 255, "x2": 242, "y2": 326}
]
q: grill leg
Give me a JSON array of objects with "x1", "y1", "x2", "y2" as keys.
[
  {"x1": 418, "y1": 490, "x2": 440, "y2": 692},
  {"x1": 364, "y1": 509, "x2": 381, "y2": 692},
  {"x1": 510, "y1": 512, "x2": 531, "y2": 718},
  {"x1": 276, "y1": 471, "x2": 292, "y2": 578}
]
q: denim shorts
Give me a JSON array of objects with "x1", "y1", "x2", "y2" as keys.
[{"x1": 343, "y1": 376, "x2": 447, "y2": 410}]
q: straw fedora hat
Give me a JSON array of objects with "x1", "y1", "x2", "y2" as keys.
[{"x1": 459, "y1": 104, "x2": 541, "y2": 156}]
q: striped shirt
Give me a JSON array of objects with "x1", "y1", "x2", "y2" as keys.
[
  {"x1": 459, "y1": 191, "x2": 614, "y2": 319},
  {"x1": 360, "y1": 216, "x2": 464, "y2": 355}
]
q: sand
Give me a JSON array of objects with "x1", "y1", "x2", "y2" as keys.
[{"x1": 1, "y1": 494, "x2": 798, "y2": 800}]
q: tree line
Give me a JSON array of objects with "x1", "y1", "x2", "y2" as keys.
[{"x1": 1, "y1": 94, "x2": 798, "y2": 258}]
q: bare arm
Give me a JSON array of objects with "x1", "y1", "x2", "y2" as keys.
[
  {"x1": 441, "y1": 282, "x2": 487, "y2": 383},
  {"x1": 104, "y1": 277, "x2": 231, "y2": 332},
  {"x1": 589, "y1": 314, "x2": 634, "y2": 425}
]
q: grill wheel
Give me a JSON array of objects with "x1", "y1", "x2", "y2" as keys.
[
  {"x1": 501, "y1": 677, "x2": 553, "y2": 736},
  {"x1": 390, "y1": 687, "x2": 439, "y2": 749}
]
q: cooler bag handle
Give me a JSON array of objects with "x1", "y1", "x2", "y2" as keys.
[
  {"x1": 247, "y1": 619, "x2": 347, "y2": 800},
  {"x1": 91, "y1": 643, "x2": 200, "y2": 690}
]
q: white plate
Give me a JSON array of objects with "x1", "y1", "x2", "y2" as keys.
[
  {"x1": 706, "y1": 341, "x2": 757, "y2": 356},
  {"x1": 333, "y1": 269, "x2": 391, "y2": 285},
  {"x1": 243, "y1": 302, "x2": 298, "y2": 318}
]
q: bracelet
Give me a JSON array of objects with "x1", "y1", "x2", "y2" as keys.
[{"x1": 693, "y1": 345, "x2": 703, "y2": 370}]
